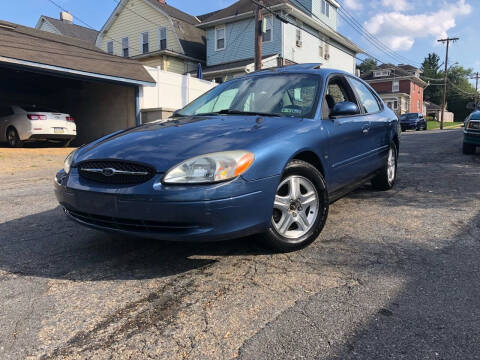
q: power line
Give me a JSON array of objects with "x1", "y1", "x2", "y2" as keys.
[
  {"x1": 45, "y1": 0, "x2": 145, "y2": 56},
  {"x1": 335, "y1": 0, "x2": 421, "y2": 67}
]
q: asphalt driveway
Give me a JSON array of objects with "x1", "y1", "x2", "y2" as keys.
[{"x1": 0, "y1": 129, "x2": 479, "y2": 359}]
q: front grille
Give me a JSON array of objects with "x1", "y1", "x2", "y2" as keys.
[
  {"x1": 65, "y1": 209, "x2": 197, "y2": 233},
  {"x1": 78, "y1": 160, "x2": 155, "y2": 185}
]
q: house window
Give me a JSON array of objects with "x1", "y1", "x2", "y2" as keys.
[
  {"x1": 322, "y1": 0, "x2": 326, "y2": 14},
  {"x1": 106, "y1": 41, "x2": 113, "y2": 55},
  {"x1": 215, "y1": 25, "x2": 225, "y2": 51},
  {"x1": 374, "y1": 70, "x2": 390, "y2": 77},
  {"x1": 394, "y1": 100, "x2": 398, "y2": 110},
  {"x1": 122, "y1": 37, "x2": 129, "y2": 57},
  {"x1": 159, "y1": 27, "x2": 167, "y2": 50},
  {"x1": 141, "y1": 32, "x2": 149, "y2": 54},
  {"x1": 417, "y1": 100, "x2": 420, "y2": 111},
  {"x1": 262, "y1": 15, "x2": 273, "y2": 42},
  {"x1": 392, "y1": 80, "x2": 399, "y2": 92},
  {"x1": 326, "y1": 2, "x2": 330, "y2": 17},
  {"x1": 319, "y1": 45, "x2": 324, "y2": 57}
]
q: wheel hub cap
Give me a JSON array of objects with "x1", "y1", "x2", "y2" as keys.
[{"x1": 272, "y1": 175, "x2": 319, "y2": 241}]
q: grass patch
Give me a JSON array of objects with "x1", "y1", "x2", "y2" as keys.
[{"x1": 427, "y1": 121, "x2": 463, "y2": 130}]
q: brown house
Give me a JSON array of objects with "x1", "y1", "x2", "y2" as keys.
[{"x1": 361, "y1": 64, "x2": 427, "y2": 115}]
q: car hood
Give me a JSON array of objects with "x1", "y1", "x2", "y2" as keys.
[{"x1": 75, "y1": 115, "x2": 302, "y2": 172}]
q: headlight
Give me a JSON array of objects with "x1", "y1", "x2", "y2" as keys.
[
  {"x1": 64, "y1": 149, "x2": 77, "y2": 174},
  {"x1": 163, "y1": 150, "x2": 255, "y2": 184}
]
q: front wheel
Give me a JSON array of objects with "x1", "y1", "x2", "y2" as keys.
[
  {"x1": 261, "y1": 160, "x2": 329, "y2": 252},
  {"x1": 372, "y1": 143, "x2": 397, "y2": 190}
]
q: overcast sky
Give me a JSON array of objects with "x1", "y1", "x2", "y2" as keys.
[{"x1": 1, "y1": 0, "x2": 477, "y2": 82}]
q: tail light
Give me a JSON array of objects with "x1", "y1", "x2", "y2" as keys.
[
  {"x1": 27, "y1": 114, "x2": 47, "y2": 120},
  {"x1": 66, "y1": 116, "x2": 75, "y2": 122}
]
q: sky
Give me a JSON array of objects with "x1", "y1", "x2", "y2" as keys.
[{"x1": 0, "y1": 0, "x2": 478, "y2": 83}]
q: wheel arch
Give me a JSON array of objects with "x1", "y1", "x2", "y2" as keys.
[{"x1": 290, "y1": 150, "x2": 326, "y2": 178}]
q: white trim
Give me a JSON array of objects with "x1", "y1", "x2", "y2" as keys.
[
  {"x1": 215, "y1": 25, "x2": 226, "y2": 51},
  {"x1": 0, "y1": 55, "x2": 155, "y2": 86}
]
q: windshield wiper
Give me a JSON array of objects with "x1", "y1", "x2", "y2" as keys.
[{"x1": 217, "y1": 109, "x2": 281, "y2": 117}]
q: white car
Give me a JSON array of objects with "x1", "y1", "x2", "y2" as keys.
[{"x1": 0, "y1": 105, "x2": 76, "y2": 147}]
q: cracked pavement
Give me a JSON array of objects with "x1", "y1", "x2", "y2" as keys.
[{"x1": 0, "y1": 129, "x2": 479, "y2": 359}]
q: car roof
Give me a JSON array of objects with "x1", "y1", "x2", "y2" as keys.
[{"x1": 244, "y1": 64, "x2": 353, "y2": 78}]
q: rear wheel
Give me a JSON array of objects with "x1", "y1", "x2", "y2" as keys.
[
  {"x1": 463, "y1": 142, "x2": 476, "y2": 154},
  {"x1": 261, "y1": 160, "x2": 329, "y2": 252},
  {"x1": 6, "y1": 127, "x2": 23, "y2": 148},
  {"x1": 372, "y1": 143, "x2": 397, "y2": 190}
]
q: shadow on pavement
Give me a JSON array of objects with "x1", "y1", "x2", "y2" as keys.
[
  {"x1": 237, "y1": 211, "x2": 480, "y2": 359},
  {"x1": 0, "y1": 206, "x2": 268, "y2": 282}
]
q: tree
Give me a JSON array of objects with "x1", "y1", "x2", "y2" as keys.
[
  {"x1": 421, "y1": 53, "x2": 476, "y2": 121},
  {"x1": 357, "y1": 58, "x2": 378, "y2": 76},
  {"x1": 421, "y1": 53, "x2": 443, "y2": 105}
]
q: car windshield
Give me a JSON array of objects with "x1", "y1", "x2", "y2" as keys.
[
  {"x1": 400, "y1": 114, "x2": 418, "y2": 120},
  {"x1": 176, "y1": 74, "x2": 321, "y2": 118},
  {"x1": 469, "y1": 112, "x2": 480, "y2": 120}
]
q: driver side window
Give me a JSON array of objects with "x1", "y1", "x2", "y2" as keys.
[{"x1": 323, "y1": 76, "x2": 358, "y2": 118}]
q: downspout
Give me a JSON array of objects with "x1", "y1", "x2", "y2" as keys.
[{"x1": 135, "y1": 86, "x2": 142, "y2": 125}]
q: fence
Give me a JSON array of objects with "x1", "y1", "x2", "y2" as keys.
[{"x1": 140, "y1": 67, "x2": 217, "y2": 112}]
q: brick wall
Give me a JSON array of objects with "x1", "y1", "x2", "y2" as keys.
[{"x1": 368, "y1": 78, "x2": 424, "y2": 114}]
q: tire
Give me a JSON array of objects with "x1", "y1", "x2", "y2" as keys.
[
  {"x1": 260, "y1": 160, "x2": 329, "y2": 252},
  {"x1": 372, "y1": 143, "x2": 398, "y2": 190},
  {"x1": 463, "y1": 142, "x2": 476, "y2": 154},
  {"x1": 6, "y1": 127, "x2": 23, "y2": 148}
]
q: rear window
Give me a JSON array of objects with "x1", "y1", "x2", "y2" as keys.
[
  {"x1": 401, "y1": 114, "x2": 418, "y2": 120},
  {"x1": 21, "y1": 105, "x2": 59, "y2": 113}
]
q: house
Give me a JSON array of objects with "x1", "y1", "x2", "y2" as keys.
[
  {"x1": 36, "y1": 12, "x2": 99, "y2": 45},
  {"x1": 424, "y1": 101, "x2": 454, "y2": 122},
  {"x1": 0, "y1": 19, "x2": 154, "y2": 144},
  {"x1": 197, "y1": 0, "x2": 363, "y2": 82},
  {"x1": 96, "y1": 0, "x2": 206, "y2": 74},
  {"x1": 361, "y1": 64, "x2": 427, "y2": 115}
]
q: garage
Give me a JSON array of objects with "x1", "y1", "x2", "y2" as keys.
[{"x1": 0, "y1": 20, "x2": 155, "y2": 145}]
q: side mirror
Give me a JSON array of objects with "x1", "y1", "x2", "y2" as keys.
[{"x1": 330, "y1": 101, "x2": 359, "y2": 117}]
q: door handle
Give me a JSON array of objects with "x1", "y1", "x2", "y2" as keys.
[{"x1": 362, "y1": 125, "x2": 370, "y2": 134}]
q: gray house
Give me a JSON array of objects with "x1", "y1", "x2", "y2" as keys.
[
  {"x1": 197, "y1": 0, "x2": 362, "y2": 82},
  {"x1": 36, "y1": 12, "x2": 99, "y2": 45}
]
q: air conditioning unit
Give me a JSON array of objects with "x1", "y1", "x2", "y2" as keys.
[{"x1": 296, "y1": 40, "x2": 303, "y2": 48}]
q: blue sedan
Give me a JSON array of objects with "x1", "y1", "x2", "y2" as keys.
[{"x1": 55, "y1": 64, "x2": 400, "y2": 251}]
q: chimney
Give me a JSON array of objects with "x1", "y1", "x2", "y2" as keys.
[{"x1": 60, "y1": 11, "x2": 73, "y2": 24}]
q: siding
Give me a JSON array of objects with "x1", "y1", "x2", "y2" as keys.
[
  {"x1": 38, "y1": 20, "x2": 60, "y2": 35},
  {"x1": 206, "y1": 16, "x2": 282, "y2": 66},
  {"x1": 293, "y1": 0, "x2": 338, "y2": 30},
  {"x1": 100, "y1": 0, "x2": 182, "y2": 58},
  {"x1": 282, "y1": 22, "x2": 355, "y2": 73}
]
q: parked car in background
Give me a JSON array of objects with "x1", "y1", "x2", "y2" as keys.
[
  {"x1": 399, "y1": 113, "x2": 427, "y2": 131},
  {"x1": 0, "y1": 105, "x2": 76, "y2": 147},
  {"x1": 463, "y1": 110, "x2": 480, "y2": 154},
  {"x1": 55, "y1": 65, "x2": 400, "y2": 252}
]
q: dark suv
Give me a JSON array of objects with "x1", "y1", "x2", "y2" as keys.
[{"x1": 399, "y1": 113, "x2": 427, "y2": 131}]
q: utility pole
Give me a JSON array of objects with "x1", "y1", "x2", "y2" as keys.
[
  {"x1": 254, "y1": 0, "x2": 263, "y2": 71},
  {"x1": 438, "y1": 37, "x2": 459, "y2": 130},
  {"x1": 472, "y1": 72, "x2": 480, "y2": 109}
]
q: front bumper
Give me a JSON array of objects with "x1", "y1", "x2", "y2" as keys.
[
  {"x1": 464, "y1": 131, "x2": 480, "y2": 145},
  {"x1": 54, "y1": 170, "x2": 280, "y2": 241},
  {"x1": 400, "y1": 122, "x2": 418, "y2": 130}
]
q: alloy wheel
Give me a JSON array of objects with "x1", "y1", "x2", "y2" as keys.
[
  {"x1": 272, "y1": 175, "x2": 319, "y2": 241},
  {"x1": 387, "y1": 147, "x2": 396, "y2": 184}
]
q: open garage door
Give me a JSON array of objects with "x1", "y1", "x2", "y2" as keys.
[
  {"x1": 0, "y1": 67, "x2": 137, "y2": 145},
  {"x1": 0, "y1": 20, "x2": 155, "y2": 145}
]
